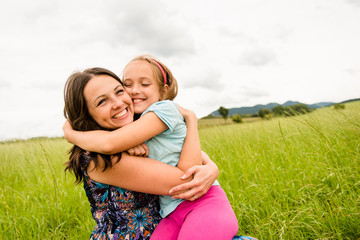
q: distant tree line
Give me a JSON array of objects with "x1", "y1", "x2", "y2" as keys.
[
  {"x1": 206, "y1": 101, "x2": 348, "y2": 123},
  {"x1": 258, "y1": 103, "x2": 313, "y2": 119},
  {"x1": 257, "y1": 102, "x2": 346, "y2": 118},
  {"x1": 214, "y1": 104, "x2": 315, "y2": 122}
]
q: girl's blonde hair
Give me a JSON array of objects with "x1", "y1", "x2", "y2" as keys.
[{"x1": 123, "y1": 55, "x2": 178, "y2": 100}]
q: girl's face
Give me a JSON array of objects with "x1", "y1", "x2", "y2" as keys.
[
  {"x1": 123, "y1": 61, "x2": 162, "y2": 114},
  {"x1": 84, "y1": 74, "x2": 134, "y2": 129}
]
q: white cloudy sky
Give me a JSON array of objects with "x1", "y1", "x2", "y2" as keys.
[{"x1": 0, "y1": 0, "x2": 359, "y2": 140}]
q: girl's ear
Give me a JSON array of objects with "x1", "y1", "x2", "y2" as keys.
[{"x1": 160, "y1": 84, "x2": 169, "y2": 100}]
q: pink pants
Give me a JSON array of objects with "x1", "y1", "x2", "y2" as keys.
[{"x1": 150, "y1": 186, "x2": 239, "y2": 240}]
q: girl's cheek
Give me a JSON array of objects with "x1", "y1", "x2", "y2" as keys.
[{"x1": 134, "y1": 106, "x2": 144, "y2": 114}]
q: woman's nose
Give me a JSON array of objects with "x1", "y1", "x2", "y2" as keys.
[{"x1": 112, "y1": 97, "x2": 124, "y2": 109}]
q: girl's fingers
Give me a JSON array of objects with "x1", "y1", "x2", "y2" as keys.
[{"x1": 126, "y1": 143, "x2": 149, "y2": 156}]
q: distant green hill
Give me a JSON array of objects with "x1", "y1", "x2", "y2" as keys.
[
  {"x1": 340, "y1": 98, "x2": 360, "y2": 104},
  {"x1": 209, "y1": 100, "x2": 335, "y2": 117}
]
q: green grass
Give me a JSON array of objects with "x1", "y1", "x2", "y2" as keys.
[
  {"x1": 200, "y1": 102, "x2": 360, "y2": 239},
  {"x1": 1, "y1": 102, "x2": 359, "y2": 239},
  {"x1": 198, "y1": 116, "x2": 260, "y2": 129},
  {"x1": 0, "y1": 138, "x2": 93, "y2": 239}
]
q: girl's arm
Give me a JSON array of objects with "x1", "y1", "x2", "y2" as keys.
[
  {"x1": 63, "y1": 112, "x2": 168, "y2": 155},
  {"x1": 173, "y1": 106, "x2": 217, "y2": 201},
  {"x1": 88, "y1": 152, "x2": 191, "y2": 195},
  {"x1": 176, "y1": 105, "x2": 202, "y2": 171}
]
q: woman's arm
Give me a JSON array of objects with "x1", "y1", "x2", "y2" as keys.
[
  {"x1": 88, "y1": 150, "x2": 219, "y2": 198},
  {"x1": 63, "y1": 112, "x2": 167, "y2": 155},
  {"x1": 88, "y1": 152, "x2": 191, "y2": 195}
]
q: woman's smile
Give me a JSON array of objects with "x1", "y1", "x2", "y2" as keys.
[
  {"x1": 84, "y1": 74, "x2": 134, "y2": 129},
  {"x1": 112, "y1": 108, "x2": 130, "y2": 119}
]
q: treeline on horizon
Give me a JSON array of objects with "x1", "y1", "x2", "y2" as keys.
[{"x1": 203, "y1": 98, "x2": 359, "y2": 122}]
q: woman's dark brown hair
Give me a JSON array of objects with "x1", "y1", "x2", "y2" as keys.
[{"x1": 63, "y1": 67, "x2": 122, "y2": 183}]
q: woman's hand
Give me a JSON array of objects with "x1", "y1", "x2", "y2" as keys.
[
  {"x1": 169, "y1": 152, "x2": 219, "y2": 201},
  {"x1": 126, "y1": 143, "x2": 149, "y2": 157}
]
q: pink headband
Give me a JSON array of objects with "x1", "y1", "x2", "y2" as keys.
[{"x1": 150, "y1": 59, "x2": 167, "y2": 85}]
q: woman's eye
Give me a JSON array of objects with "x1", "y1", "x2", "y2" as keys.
[
  {"x1": 116, "y1": 89, "x2": 124, "y2": 94},
  {"x1": 97, "y1": 99, "x2": 106, "y2": 106},
  {"x1": 142, "y1": 84, "x2": 150, "y2": 87}
]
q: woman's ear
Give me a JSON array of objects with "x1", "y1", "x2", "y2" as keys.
[{"x1": 161, "y1": 84, "x2": 169, "y2": 100}]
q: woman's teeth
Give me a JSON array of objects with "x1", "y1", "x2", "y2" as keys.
[{"x1": 113, "y1": 109, "x2": 127, "y2": 119}]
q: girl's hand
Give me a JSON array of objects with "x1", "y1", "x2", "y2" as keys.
[
  {"x1": 126, "y1": 143, "x2": 149, "y2": 157},
  {"x1": 169, "y1": 162, "x2": 218, "y2": 201},
  {"x1": 62, "y1": 119, "x2": 74, "y2": 143},
  {"x1": 177, "y1": 104, "x2": 197, "y2": 123}
]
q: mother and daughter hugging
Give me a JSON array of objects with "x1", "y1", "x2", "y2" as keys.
[{"x1": 62, "y1": 55, "x2": 257, "y2": 240}]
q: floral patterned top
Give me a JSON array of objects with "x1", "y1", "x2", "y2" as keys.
[{"x1": 81, "y1": 152, "x2": 162, "y2": 240}]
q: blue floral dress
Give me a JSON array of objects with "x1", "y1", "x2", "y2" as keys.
[
  {"x1": 81, "y1": 153, "x2": 162, "y2": 240},
  {"x1": 80, "y1": 153, "x2": 257, "y2": 240}
]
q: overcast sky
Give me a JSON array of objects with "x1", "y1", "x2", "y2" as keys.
[{"x1": 0, "y1": 0, "x2": 359, "y2": 141}]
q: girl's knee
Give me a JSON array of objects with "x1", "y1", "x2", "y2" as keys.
[{"x1": 150, "y1": 218, "x2": 180, "y2": 240}]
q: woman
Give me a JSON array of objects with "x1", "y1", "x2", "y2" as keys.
[{"x1": 63, "y1": 67, "x2": 218, "y2": 239}]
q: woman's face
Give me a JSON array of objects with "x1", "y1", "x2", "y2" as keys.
[
  {"x1": 123, "y1": 60, "x2": 162, "y2": 114},
  {"x1": 84, "y1": 74, "x2": 134, "y2": 129}
]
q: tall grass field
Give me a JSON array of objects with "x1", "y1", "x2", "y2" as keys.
[{"x1": 1, "y1": 101, "x2": 359, "y2": 239}]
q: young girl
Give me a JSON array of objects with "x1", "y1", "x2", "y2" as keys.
[{"x1": 64, "y1": 56, "x2": 254, "y2": 240}]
